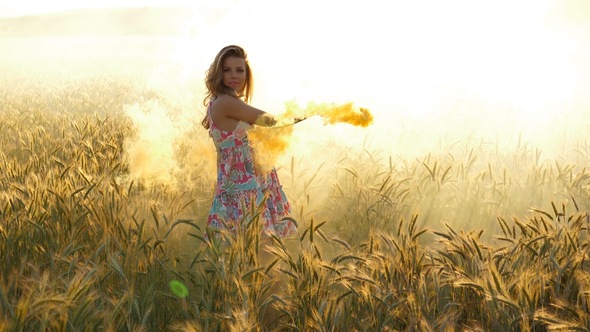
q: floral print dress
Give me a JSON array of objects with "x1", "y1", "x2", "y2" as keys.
[{"x1": 206, "y1": 98, "x2": 298, "y2": 238}]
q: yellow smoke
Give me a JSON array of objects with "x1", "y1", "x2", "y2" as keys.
[
  {"x1": 249, "y1": 101, "x2": 373, "y2": 172},
  {"x1": 123, "y1": 99, "x2": 216, "y2": 187},
  {"x1": 248, "y1": 124, "x2": 294, "y2": 175},
  {"x1": 122, "y1": 99, "x2": 372, "y2": 185},
  {"x1": 304, "y1": 101, "x2": 374, "y2": 127},
  {"x1": 124, "y1": 100, "x2": 180, "y2": 185}
]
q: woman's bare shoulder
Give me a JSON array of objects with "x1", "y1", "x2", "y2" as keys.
[
  {"x1": 216, "y1": 94, "x2": 241, "y2": 105},
  {"x1": 212, "y1": 94, "x2": 240, "y2": 112},
  {"x1": 212, "y1": 94, "x2": 261, "y2": 123}
]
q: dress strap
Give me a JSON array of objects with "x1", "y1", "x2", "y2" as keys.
[{"x1": 207, "y1": 96, "x2": 217, "y2": 127}]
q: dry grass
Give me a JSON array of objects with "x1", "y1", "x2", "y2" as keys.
[{"x1": 1, "y1": 75, "x2": 589, "y2": 331}]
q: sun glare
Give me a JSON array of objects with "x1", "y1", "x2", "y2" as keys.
[{"x1": 2, "y1": 0, "x2": 588, "y2": 157}]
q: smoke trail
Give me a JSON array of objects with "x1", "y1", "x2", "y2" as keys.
[
  {"x1": 122, "y1": 98, "x2": 373, "y2": 185},
  {"x1": 122, "y1": 97, "x2": 217, "y2": 189},
  {"x1": 304, "y1": 101, "x2": 374, "y2": 127},
  {"x1": 249, "y1": 100, "x2": 373, "y2": 172},
  {"x1": 123, "y1": 100, "x2": 181, "y2": 185},
  {"x1": 248, "y1": 124, "x2": 294, "y2": 174}
]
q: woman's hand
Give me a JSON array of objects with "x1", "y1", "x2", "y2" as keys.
[{"x1": 254, "y1": 113, "x2": 277, "y2": 127}]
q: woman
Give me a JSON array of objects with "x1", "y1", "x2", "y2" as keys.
[{"x1": 202, "y1": 45, "x2": 297, "y2": 238}]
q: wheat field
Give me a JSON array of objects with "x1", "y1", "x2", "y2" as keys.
[{"x1": 2, "y1": 48, "x2": 590, "y2": 331}]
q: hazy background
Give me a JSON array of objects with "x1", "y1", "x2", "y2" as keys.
[
  {"x1": 2, "y1": 0, "x2": 589, "y2": 158},
  {"x1": 1, "y1": 1, "x2": 590, "y2": 229}
]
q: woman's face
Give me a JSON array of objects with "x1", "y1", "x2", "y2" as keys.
[{"x1": 222, "y1": 56, "x2": 246, "y2": 93}]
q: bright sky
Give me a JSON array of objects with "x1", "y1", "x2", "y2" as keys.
[
  {"x1": 0, "y1": 0, "x2": 198, "y2": 17},
  {"x1": 2, "y1": 0, "x2": 589, "y2": 156}
]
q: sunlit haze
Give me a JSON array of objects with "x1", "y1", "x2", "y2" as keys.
[
  {"x1": 0, "y1": 0, "x2": 199, "y2": 17},
  {"x1": 2, "y1": 0, "x2": 590, "y2": 160}
]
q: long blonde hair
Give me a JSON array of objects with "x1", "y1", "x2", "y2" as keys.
[{"x1": 201, "y1": 45, "x2": 254, "y2": 129}]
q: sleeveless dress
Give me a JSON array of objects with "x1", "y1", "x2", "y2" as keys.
[{"x1": 206, "y1": 97, "x2": 298, "y2": 238}]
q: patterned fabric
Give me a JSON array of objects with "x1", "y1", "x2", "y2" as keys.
[{"x1": 206, "y1": 97, "x2": 298, "y2": 238}]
